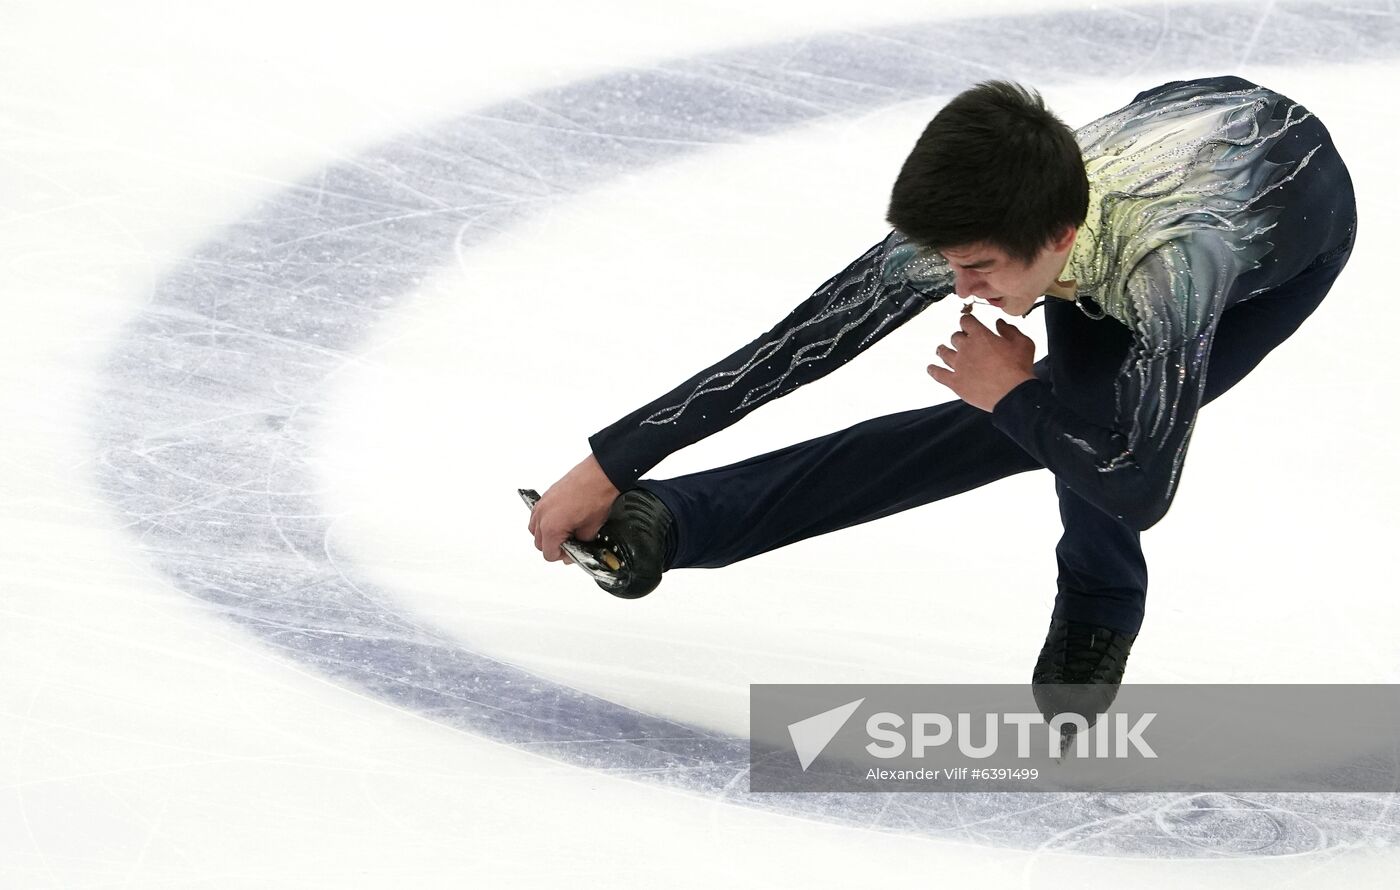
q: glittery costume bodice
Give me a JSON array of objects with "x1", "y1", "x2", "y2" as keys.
[{"x1": 1069, "y1": 84, "x2": 1319, "y2": 324}]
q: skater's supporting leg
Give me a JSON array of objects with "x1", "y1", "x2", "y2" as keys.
[
  {"x1": 640, "y1": 398, "x2": 1041, "y2": 569},
  {"x1": 1052, "y1": 478, "x2": 1149, "y2": 635}
]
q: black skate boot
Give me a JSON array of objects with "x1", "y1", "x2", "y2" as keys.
[
  {"x1": 1031, "y1": 617, "x2": 1136, "y2": 755},
  {"x1": 591, "y1": 488, "x2": 675, "y2": 599}
]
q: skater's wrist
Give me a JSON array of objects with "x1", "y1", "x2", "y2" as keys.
[{"x1": 585, "y1": 435, "x2": 640, "y2": 492}]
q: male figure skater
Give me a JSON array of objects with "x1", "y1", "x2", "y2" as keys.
[{"x1": 526, "y1": 76, "x2": 1357, "y2": 716}]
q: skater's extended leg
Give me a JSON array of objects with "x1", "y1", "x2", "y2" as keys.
[{"x1": 639, "y1": 397, "x2": 1041, "y2": 569}]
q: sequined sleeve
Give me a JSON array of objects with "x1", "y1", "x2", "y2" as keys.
[
  {"x1": 588, "y1": 230, "x2": 951, "y2": 489},
  {"x1": 990, "y1": 235, "x2": 1229, "y2": 530}
]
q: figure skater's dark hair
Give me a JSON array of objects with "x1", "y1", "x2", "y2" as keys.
[{"x1": 886, "y1": 80, "x2": 1088, "y2": 265}]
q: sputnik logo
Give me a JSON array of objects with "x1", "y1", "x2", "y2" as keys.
[{"x1": 787, "y1": 698, "x2": 864, "y2": 770}]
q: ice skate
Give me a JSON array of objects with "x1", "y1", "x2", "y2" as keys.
[
  {"x1": 591, "y1": 488, "x2": 675, "y2": 599},
  {"x1": 1031, "y1": 617, "x2": 1136, "y2": 758},
  {"x1": 518, "y1": 487, "x2": 674, "y2": 598}
]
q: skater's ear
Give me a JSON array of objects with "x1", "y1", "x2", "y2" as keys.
[{"x1": 1047, "y1": 225, "x2": 1077, "y2": 254}]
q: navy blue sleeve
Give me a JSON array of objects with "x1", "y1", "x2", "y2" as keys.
[
  {"x1": 588, "y1": 230, "x2": 949, "y2": 489},
  {"x1": 989, "y1": 245, "x2": 1225, "y2": 531},
  {"x1": 988, "y1": 370, "x2": 1196, "y2": 531}
]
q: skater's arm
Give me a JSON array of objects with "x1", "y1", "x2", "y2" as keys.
[
  {"x1": 587, "y1": 230, "x2": 951, "y2": 489},
  {"x1": 989, "y1": 244, "x2": 1224, "y2": 531},
  {"x1": 989, "y1": 369, "x2": 1196, "y2": 530}
]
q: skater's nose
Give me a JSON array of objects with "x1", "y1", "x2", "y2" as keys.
[{"x1": 954, "y1": 269, "x2": 987, "y2": 298}]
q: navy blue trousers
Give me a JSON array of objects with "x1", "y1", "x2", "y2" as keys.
[{"x1": 639, "y1": 233, "x2": 1354, "y2": 636}]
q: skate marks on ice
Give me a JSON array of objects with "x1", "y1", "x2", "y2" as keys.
[{"x1": 93, "y1": 1, "x2": 1400, "y2": 858}]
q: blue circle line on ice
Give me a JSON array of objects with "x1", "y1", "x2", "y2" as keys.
[{"x1": 95, "y1": 1, "x2": 1398, "y2": 856}]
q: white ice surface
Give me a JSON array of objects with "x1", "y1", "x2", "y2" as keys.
[{"x1": 3, "y1": 0, "x2": 1399, "y2": 887}]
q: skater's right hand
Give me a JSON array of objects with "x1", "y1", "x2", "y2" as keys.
[{"x1": 529, "y1": 453, "x2": 620, "y2": 564}]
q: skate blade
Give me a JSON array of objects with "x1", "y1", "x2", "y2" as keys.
[
  {"x1": 519, "y1": 488, "x2": 629, "y2": 591},
  {"x1": 1053, "y1": 727, "x2": 1075, "y2": 764}
]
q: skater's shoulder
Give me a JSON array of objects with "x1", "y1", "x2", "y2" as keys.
[{"x1": 878, "y1": 229, "x2": 952, "y2": 292}]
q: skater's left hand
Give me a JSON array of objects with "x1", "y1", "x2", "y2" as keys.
[{"x1": 927, "y1": 314, "x2": 1036, "y2": 412}]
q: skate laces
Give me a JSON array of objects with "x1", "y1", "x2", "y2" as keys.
[
  {"x1": 620, "y1": 490, "x2": 668, "y2": 528},
  {"x1": 601, "y1": 490, "x2": 672, "y2": 561},
  {"x1": 1036, "y1": 620, "x2": 1136, "y2": 685},
  {"x1": 594, "y1": 489, "x2": 674, "y2": 599}
]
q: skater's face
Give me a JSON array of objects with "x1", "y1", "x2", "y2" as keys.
[{"x1": 940, "y1": 226, "x2": 1077, "y2": 317}]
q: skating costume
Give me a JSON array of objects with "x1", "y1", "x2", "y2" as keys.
[{"x1": 587, "y1": 75, "x2": 1356, "y2": 635}]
